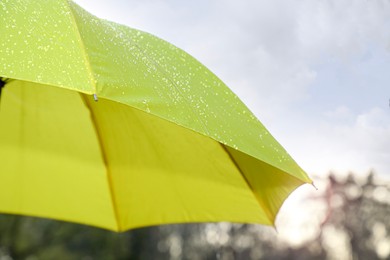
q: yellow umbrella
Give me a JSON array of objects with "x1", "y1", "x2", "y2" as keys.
[{"x1": 0, "y1": 0, "x2": 312, "y2": 231}]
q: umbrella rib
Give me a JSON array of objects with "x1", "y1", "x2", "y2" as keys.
[
  {"x1": 219, "y1": 144, "x2": 274, "y2": 225},
  {"x1": 80, "y1": 94, "x2": 121, "y2": 231},
  {"x1": 65, "y1": 0, "x2": 97, "y2": 94}
]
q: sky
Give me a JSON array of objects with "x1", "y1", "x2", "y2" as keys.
[{"x1": 74, "y1": 0, "x2": 390, "y2": 179}]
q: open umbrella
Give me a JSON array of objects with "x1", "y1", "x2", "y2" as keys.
[{"x1": 0, "y1": 0, "x2": 312, "y2": 232}]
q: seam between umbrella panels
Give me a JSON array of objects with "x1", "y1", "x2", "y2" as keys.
[
  {"x1": 66, "y1": 0, "x2": 208, "y2": 137},
  {"x1": 219, "y1": 144, "x2": 275, "y2": 226},
  {"x1": 80, "y1": 94, "x2": 121, "y2": 231},
  {"x1": 65, "y1": 0, "x2": 97, "y2": 94}
]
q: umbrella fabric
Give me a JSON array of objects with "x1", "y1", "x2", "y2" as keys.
[{"x1": 0, "y1": 0, "x2": 312, "y2": 231}]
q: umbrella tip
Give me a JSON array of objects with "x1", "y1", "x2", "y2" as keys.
[
  {"x1": 93, "y1": 93, "x2": 98, "y2": 102},
  {"x1": 311, "y1": 182, "x2": 318, "y2": 190},
  {"x1": 273, "y1": 223, "x2": 279, "y2": 234}
]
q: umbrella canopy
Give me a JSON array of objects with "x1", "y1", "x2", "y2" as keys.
[{"x1": 0, "y1": 0, "x2": 312, "y2": 232}]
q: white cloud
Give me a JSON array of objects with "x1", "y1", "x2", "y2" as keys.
[
  {"x1": 282, "y1": 107, "x2": 390, "y2": 176},
  {"x1": 324, "y1": 106, "x2": 353, "y2": 121}
]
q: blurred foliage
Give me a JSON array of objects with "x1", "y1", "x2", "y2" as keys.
[{"x1": 0, "y1": 172, "x2": 389, "y2": 260}]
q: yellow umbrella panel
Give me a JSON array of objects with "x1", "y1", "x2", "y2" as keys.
[{"x1": 0, "y1": 0, "x2": 312, "y2": 231}]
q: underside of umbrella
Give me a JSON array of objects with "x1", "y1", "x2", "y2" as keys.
[
  {"x1": 0, "y1": 0, "x2": 312, "y2": 231},
  {"x1": 0, "y1": 80, "x2": 304, "y2": 231}
]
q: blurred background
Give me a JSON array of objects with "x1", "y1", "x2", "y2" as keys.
[{"x1": 1, "y1": 0, "x2": 389, "y2": 259}]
